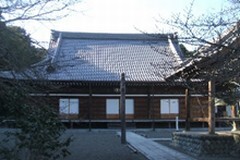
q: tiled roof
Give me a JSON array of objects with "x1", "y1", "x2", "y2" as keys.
[
  {"x1": 167, "y1": 23, "x2": 240, "y2": 81},
  {"x1": 1, "y1": 31, "x2": 185, "y2": 82}
]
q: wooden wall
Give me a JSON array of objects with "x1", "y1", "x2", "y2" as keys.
[{"x1": 34, "y1": 94, "x2": 208, "y2": 121}]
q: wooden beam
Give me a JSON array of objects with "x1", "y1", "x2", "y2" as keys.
[
  {"x1": 190, "y1": 117, "x2": 208, "y2": 122},
  {"x1": 216, "y1": 117, "x2": 240, "y2": 121},
  {"x1": 208, "y1": 80, "x2": 215, "y2": 134},
  {"x1": 60, "y1": 119, "x2": 186, "y2": 123},
  {"x1": 185, "y1": 88, "x2": 191, "y2": 131},
  {"x1": 120, "y1": 73, "x2": 126, "y2": 144}
]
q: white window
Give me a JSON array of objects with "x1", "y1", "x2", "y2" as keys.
[
  {"x1": 126, "y1": 99, "x2": 134, "y2": 114},
  {"x1": 160, "y1": 99, "x2": 179, "y2": 114},
  {"x1": 161, "y1": 99, "x2": 170, "y2": 114},
  {"x1": 106, "y1": 99, "x2": 134, "y2": 114},
  {"x1": 59, "y1": 98, "x2": 79, "y2": 114},
  {"x1": 170, "y1": 99, "x2": 179, "y2": 114},
  {"x1": 106, "y1": 99, "x2": 119, "y2": 114}
]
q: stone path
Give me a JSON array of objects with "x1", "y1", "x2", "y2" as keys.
[{"x1": 123, "y1": 131, "x2": 196, "y2": 160}]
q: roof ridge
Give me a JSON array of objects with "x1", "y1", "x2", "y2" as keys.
[{"x1": 51, "y1": 30, "x2": 172, "y2": 41}]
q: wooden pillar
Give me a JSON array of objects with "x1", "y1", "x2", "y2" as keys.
[
  {"x1": 147, "y1": 87, "x2": 151, "y2": 119},
  {"x1": 208, "y1": 80, "x2": 215, "y2": 134},
  {"x1": 120, "y1": 73, "x2": 126, "y2": 144},
  {"x1": 88, "y1": 83, "x2": 92, "y2": 131},
  {"x1": 185, "y1": 88, "x2": 191, "y2": 131},
  {"x1": 151, "y1": 85, "x2": 155, "y2": 131}
]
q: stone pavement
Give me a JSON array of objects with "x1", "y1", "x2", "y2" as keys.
[{"x1": 123, "y1": 131, "x2": 196, "y2": 160}]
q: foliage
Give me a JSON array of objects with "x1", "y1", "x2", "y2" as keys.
[
  {"x1": 0, "y1": 23, "x2": 46, "y2": 71},
  {"x1": 0, "y1": 0, "x2": 82, "y2": 159},
  {"x1": 217, "y1": 82, "x2": 240, "y2": 105},
  {"x1": 0, "y1": 26, "x2": 71, "y2": 158},
  {"x1": 0, "y1": 82, "x2": 72, "y2": 160}
]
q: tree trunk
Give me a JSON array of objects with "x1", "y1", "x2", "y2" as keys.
[
  {"x1": 208, "y1": 80, "x2": 215, "y2": 134},
  {"x1": 185, "y1": 88, "x2": 191, "y2": 131},
  {"x1": 231, "y1": 105, "x2": 239, "y2": 131}
]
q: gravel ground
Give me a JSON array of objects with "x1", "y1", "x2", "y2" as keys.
[
  {"x1": 0, "y1": 129, "x2": 147, "y2": 160},
  {"x1": 61, "y1": 129, "x2": 147, "y2": 160},
  {"x1": 1, "y1": 128, "x2": 239, "y2": 160}
]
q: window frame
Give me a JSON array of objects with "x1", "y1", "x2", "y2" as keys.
[
  {"x1": 160, "y1": 99, "x2": 179, "y2": 114},
  {"x1": 106, "y1": 99, "x2": 119, "y2": 114},
  {"x1": 59, "y1": 98, "x2": 79, "y2": 115},
  {"x1": 106, "y1": 98, "x2": 134, "y2": 115}
]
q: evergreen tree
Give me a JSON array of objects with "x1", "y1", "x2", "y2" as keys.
[{"x1": 0, "y1": 24, "x2": 46, "y2": 71}]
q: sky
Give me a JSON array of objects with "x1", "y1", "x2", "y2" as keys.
[{"x1": 13, "y1": 0, "x2": 228, "y2": 48}]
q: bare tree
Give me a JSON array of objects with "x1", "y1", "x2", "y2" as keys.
[
  {"x1": 162, "y1": 0, "x2": 240, "y2": 48},
  {"x1": 154, "y1": 0, "x2": 240, "y2": 133},
  {"x1": 1, "y1": 0, "x2": 80, "y2": 24}
]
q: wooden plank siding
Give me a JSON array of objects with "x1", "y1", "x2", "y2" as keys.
[
  {"x1": 134, "y1": 98, "x2": 149, "y2": 119},
  {"x1": 29, "y1": 83, "x2": 209, "y2": 123},
  {"x1": 90, "y1": 97, "x2": 106, "y2": 119},
  {"x1": 190, "y1": 97, "x2": 208, "y2": 118},
  {"x1": 34, "y1": 95, "x2": 208, "y2": 122}
]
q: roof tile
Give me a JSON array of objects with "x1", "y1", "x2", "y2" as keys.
[
  {"x1": 0, "y1": 32, "x2": 184, "y2": 82},
  {"x1": 45, "y1": 32, "x2": 183, "y2": 82}
]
